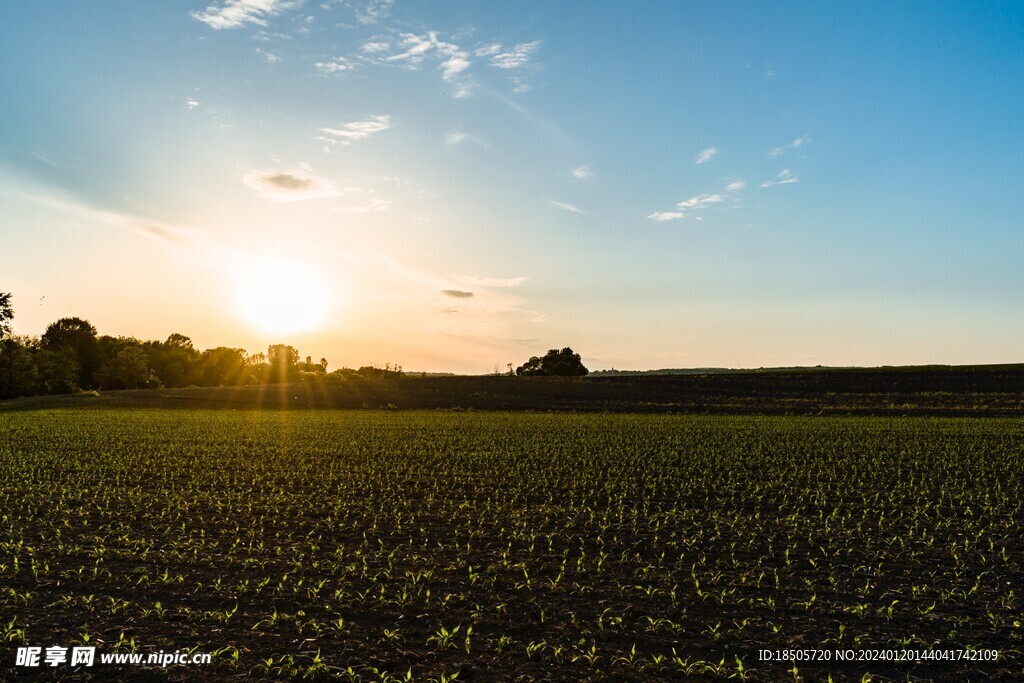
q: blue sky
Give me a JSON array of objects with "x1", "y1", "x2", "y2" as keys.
[{"x1": 2, "y1": 1, "x2": 1023, "y2": 371}]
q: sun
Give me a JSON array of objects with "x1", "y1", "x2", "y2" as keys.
[{"x1": 236, "y1": 259, "x2": 328, "y2": 335}]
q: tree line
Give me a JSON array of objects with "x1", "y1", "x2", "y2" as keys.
[{"x1": 0, "y1": 293, "x2": 402, "y2": 399}]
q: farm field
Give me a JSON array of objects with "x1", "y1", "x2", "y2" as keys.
[
  {"x1": 1, "y1": 409, "x2": 1022, "y2": 681},
  {"x1": 4, "y1": 365, "x2": 1024, "y2": 417}
]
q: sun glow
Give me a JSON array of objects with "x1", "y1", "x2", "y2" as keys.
[{"x1": 236, "y1": 259, "x2": 329, "y2": 334}]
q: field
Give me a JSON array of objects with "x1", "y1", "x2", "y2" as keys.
[
  {"x1": 1, "y1": 409, "x2": 1022, "y2": 681},
  {"x1": 5, "y1": 364, "x2": 1024, "y2": 416}
]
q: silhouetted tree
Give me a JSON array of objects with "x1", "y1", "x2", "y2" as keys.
[
  {"x1": 0, "y1": 293, "x2": 400, "y2": 397},
  {"x1": 0, "y1": 292, "x2": 12, "y2": 338},
  {"x1": 41, "y1": 317, "x2": 99, "y2": 389},
  {"x1": 95, "y1": 343, "x2": 159, "y2": 389},
  {"x1": 267, "y1": 344, "x2": 299, "y2": 383},
  {"x1": 194, "y1": 347, "x2": 249, "y2": 386},
  {"x1": 1, "y1": 292, "x2": 14, "y2": 397},
  {"x1": 1, "y1": 336, "x2": 42, "y2": 396},
  {"x1": 145, "y1": 334, "x2": 200, "y2": 387},
  {"x1": 516, "y1": 347, "x2": 589, "y2": 377}
]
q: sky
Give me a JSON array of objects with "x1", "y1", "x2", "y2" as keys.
[{"x1": 2, "y1": 1, "x2": 1023, "y2": 373}]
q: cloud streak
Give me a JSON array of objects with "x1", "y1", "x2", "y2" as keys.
[
  {"x1": 571, "y1": 165, "x2": 593, "y2": 181},
  {"x1": 320, "y1": 115, "x2": 392, "y2": 143},
  {"x1": 315, "y1": 58, "x2": 355, "y2": 75},
  {"x1": 695, "y1": 147, "x2": 717, "y2": 165},
  {"x1": 191, "y1": 0, "x2": 302, "y2": 30},
  {"x1": 489, "y1": 41, "x2": 541, "y2": 69},
  {"x1": 354, "y1": 0, "x2": 393, "y2": 24},
  {"x1": 760, "y1": 169, "x2": 800, "y2": 187},
  {"x1": 770, "y1": 135, "x2": 811, "y2": 157},
  {"x1": 647, "y1": 211, "x2": 686, "y2": 222},
  {"x1": 647, "y1": 185, "x2": 739, "y2": 222},
  {"x1": 442, "y1": 289, "x2": 474, "y2": 299},
  {"x1": 548, "y1": 200, "x2": 584, "y2": 214}
]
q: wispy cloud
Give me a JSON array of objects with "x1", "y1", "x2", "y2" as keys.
[
  {"x1": 760, "y1": 169, "x2": 800, "y2": 187},
  {"x1": 726, "y1": 180, "x2": 746, "y2": 191},
  {"x1": 31, "y1": 147, "x2": 57, "y2": 166},
  {"x1": 647, "y1": 190, "x2": 734, "y2": 222},
  {"x1": 411, "y1": 33, "x2": 473, "y2": 94},
  {"x1": 444, "y1": 129, "x2": 489, "y2": 150},
  {"x1": 242, "y1": 165, "x2": 338, "y2": 202},
  {"x1": 647, "y1": 211, "x2": 685, "y2": 222},
  {"x1": 186, "y1": 98, "x2": 201, "y2": 110},
  {"x1": 548, "y1": 200, "x2": 584, "y2": 215},
  {"x1": 353, "y1": 0, "x2": 393, "y2": 24},
  {"x1": 315, "y1": 57, "x2": 354, "y2": 74},
  {"x1": 256, "y1": 48, "x2": 281, "y2": 62},
  {"x1": 571, "y1": 165, "x2": 593, "y2": 181},
  {"x1": 444, "y1": 130, "x2": 467, "y2": 147},
  {"x1": 770, "y1": 135, "x2": 811, "y2": 157},
  {"x1": 489, "y1": 41, "x2": 541, "y2": 69},
  {"x1": 361, "y1": 41, "x2": 390, "y2": 54},
  {"x1": 695, "y1": 147, "x2": 717, "y2": 165},
  {"x1": 442, "y1": 289, "x2": 474, "y2": 299},
  {"x1": 8, "y1": 187, "x2": 197, "y2": 249},
  {"x1": 363, "y1": 32, "x2": 476, "y2": 96},
  {"x1": 320, "y1": 114, "x2": 392, "y2": 143},
  {"x1": 347, "y1": 31, "x2": 541, "y2": 97},
  {"x1": 191, "y1": 0, "x2": 303, "y2": 30},
  {"x1": 677, "y1": 193, "x2": 726, "y2": 210}
]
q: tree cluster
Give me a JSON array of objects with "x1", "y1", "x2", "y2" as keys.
[
  {"x1": 0, "y1": 292, "x2": 403, "y2": 399},
  {"x1": 516, "y1": 347, "x2": 589, "y2": 377}
]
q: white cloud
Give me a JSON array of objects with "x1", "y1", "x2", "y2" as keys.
[
  {"x1": 647, "y1": 211, "x2": 685, "y2": 221},
  {"x1": 354, "y1": 0, "x2": 393, "y2": 24},
  {"x1": 375, "y1": 32, "x2": 475, "y2": 95},
  {"x1": 186, "y1": 98, "x2": 201, "y2": 110},
  {"x1": 647, "y1": 192, "x2": 729, "y2": 222},
  {"x1": 320, "y1": 114, "x2": 392, "y2": 143},
  {"x1": 490, "y1": 41, "x2": 541, "y2": 69},
  {"x1": 441, "y1": 54, "x2": 470, "y2": 79},
  {"x1": 677, "y1": 193, "x2": 725, "y2": 210},
  {"x1": 385, "y1": 32, "x2": 443, "y2": 67},
  {"x1": 191, "y1": 0, "x2": 303, "y2": 30},
  {"x1": 571, "y1": 165, "x2": 593, "y2": 181},
  {"x1": 760, "y1": 169, "x2": 800, "y2": 187},
  {"x1": 548, "y1": 200, "x2": 584, "y2": 214},
  {"x1": 242, "y1": 165, "x2": 338, "y2": 202},
  {"x1": 443, "y1": 129, "x2": 489, "y2": 150},
  {"x1": 726, "y1": 180, "x2": 746, "y2": 191},
  {"x1": 473, "y1": 43, "x2": 502, "y2": 57},
  {"x1": 445, "y1": 131, "x2": 467, "y2": 147},
  {"x1": 695, "y1": 147, "x2": 717, "y2": 165},
  {"x1": 355, "y1": 32, "x2": 541, "y2": 98},
  {"x1": 770, "y1": 135, "x2": 811, "y2": 157},
  {"x1": 315, "y1": 57, "x2": 355, "y2": 74},
  {"x1": 256, "y1": 48, "x2": 281, "y2": 62}
]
